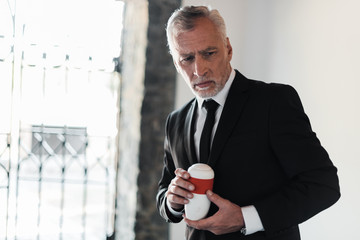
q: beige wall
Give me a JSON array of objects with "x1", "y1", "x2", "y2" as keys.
[{"x1": 172, "y1": 0, "x2": 360, "y2": 239}]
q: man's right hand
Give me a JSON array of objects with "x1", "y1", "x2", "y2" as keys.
[{"x1": 166, "y1": 168, "x2": 195, "y2": 211}]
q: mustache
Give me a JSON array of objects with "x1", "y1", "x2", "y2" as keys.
[{"x1": 193, "y1": 77, "x2": 212, "y2": 85}]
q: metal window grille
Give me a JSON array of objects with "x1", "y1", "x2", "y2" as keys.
[{"x1": 0, "y1": 0, "x2": 124, "y2": 239}]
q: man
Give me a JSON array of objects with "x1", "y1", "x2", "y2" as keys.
[{"x1": 156, "y1": 5, "x2": 340, "y2": 240}]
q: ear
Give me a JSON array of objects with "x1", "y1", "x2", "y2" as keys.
[{"x1": 226, "y1": 37, "x2": 233, "y2": 61}]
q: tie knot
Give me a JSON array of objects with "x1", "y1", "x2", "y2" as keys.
[{"x1": 203, "y1": 99, "x2": 219, "y2": 113}]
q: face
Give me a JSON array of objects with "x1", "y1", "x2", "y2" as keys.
[{"x1": 171, "y1": 17, "x2": 233, "y2": 98}]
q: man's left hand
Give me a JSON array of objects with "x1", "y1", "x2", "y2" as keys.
[{"x1": 184, "y1": 190, "x2": 245, "y2": 235}]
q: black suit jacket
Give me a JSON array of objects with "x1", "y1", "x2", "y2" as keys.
[{"x1": 157, "y1": 70, "x2": 340, "y2": 240}]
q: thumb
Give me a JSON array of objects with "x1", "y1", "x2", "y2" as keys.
[{"x1": 206, "y1": 190, "x2": 225, "y2": 206}]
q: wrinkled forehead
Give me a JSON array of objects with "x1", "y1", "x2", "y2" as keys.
[{"x1": 169, "y1": 17, "x2": 222, "y2": 54}]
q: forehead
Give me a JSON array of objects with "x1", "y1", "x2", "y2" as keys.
[{"x1": 172, "y1": 17, "x2": 224, "y2": 55}]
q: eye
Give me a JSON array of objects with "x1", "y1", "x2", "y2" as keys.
[
  {"x1": 204, "y1": 51, "x2": 216, "y2": 57},
  {"x1": 181, "y1": 55, "x2": 194, "y2": 63}
]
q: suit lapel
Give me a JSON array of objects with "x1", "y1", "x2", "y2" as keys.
[
  {"x1": 208, "y1": 71, "x2": 251, "y2": 168},
  {"x1": 184, "y1": 100, "x2": 198, "y2": 166}
]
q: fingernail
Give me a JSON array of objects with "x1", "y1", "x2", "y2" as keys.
[
  {"x1": 187, "y1": 193, "x2": 193, "y2": 199},
  {"x1": 189, "y1": 185, "x2": 194, "y2": 191},
  {"x1": 207, "y1": 190, "x2": 213, "y2": 195}
]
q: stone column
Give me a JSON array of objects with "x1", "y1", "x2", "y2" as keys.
[
  {"x1": 115, "y1": 0, "x2": 180, "y2": 240},
  {"x1": 135, "y1": 1, "x2": 180, "y2": 239},
  {"x1": 114, "y1": 0, "x2": 148, "y2": 239}
]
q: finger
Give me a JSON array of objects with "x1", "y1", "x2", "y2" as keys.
[
  {"x1": 184, "y1": 215, "x2": 213, "y2": 230},
  {"x1": 166, "y1": 190, "x2": 190, "y2": 205},
  {"x1": 171, "y1": 175, "x2": 195, "y2": 192},
  {"x1": 174, "y1": 168, "x2": 190, "y2": 179},
  {"x1": 168, "y1": 183, "x2": 193, "y2": 200}
]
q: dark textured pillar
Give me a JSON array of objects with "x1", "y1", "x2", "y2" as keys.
[
  {"x1": 135, "y1": 0, "x2": 180, "y2": 240},
  {"x1": 115, "y1": 0, "x2": 180, "y2": 239}
]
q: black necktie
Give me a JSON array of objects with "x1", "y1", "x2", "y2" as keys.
[{"x1": 200, "y1": 100, "x2": 219, "y2": 163}]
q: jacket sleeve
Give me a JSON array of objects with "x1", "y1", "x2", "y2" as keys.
[
  {"x1": 254, "y1": 84, "x2": 340, "y2": 236},
  {"x1": 156, "y1": 114, "x2": 183, "y2": 223}
]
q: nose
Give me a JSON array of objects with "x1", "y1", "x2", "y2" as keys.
[{"x1": 194, "y1": 57, "x2": 207, "y2": 77}]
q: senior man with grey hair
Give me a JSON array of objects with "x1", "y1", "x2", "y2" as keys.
[{"x1": 156, "y1": 5, "x2": 340, "y2": 240}]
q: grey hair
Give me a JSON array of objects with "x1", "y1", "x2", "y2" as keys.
[{"x1": 166, "y1": 6, "x2": 227, "y2": 55}]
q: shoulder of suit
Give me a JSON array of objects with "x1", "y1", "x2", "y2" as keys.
[
  {"x1": 234, "y1": 74, "x2": 300, "y2": 104},
  {"x1": 244, "y1": 77, "x2": 297, "y2": 94},
  {"x1": 168, "y1": 98, "x2": 196, "y2": 119}
]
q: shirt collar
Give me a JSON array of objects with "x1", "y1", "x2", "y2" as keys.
[{"x1": 196, "y1": 68, "x2": 235, "y2": 108}]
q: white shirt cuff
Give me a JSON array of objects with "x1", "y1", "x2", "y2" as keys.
[{"x1": 241, "y1": 205, "x2": 265, "y2": 235}]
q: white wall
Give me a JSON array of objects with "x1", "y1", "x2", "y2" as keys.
[{"x1": 172, "y1": 0, "x2": 360, "y2": 239}]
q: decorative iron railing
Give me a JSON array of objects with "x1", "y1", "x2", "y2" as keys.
[
  {"x1": 0, "y1": 133, "x2": 11, "y2": 240},
  {"x1": 0, "y1": 125, "x2": 116, "y2": 240},
  {"x1": 1, "y1": 1, "x2": 123, "y2": 239}
]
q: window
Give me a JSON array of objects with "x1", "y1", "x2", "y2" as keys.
[{"x1": 0, "y1": 0, "x2": 124, "y2": 239}]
